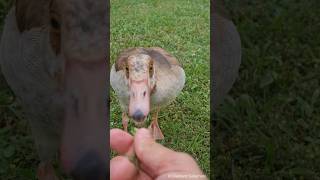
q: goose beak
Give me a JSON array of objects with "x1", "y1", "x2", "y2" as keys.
[
  {"x1": 60, "y1": 59, "x2": 108, "y2": 179},
  {"x1": 128, "y1": 77, "x2": 150, "y2": 125}
]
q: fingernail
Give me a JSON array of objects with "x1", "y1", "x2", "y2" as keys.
[{"x1": 137, "y1": 128, "x2": 152, "y2": 139}]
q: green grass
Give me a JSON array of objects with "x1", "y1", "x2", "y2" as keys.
[
  {"x1": 110, "y1": 0, "x2": 210, "y2": 176},
  {"x1": 214, "y1": 0, "x2": 320, "y2": 179}
]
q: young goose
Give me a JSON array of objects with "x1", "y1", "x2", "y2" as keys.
[{"x1": 111, "y1": 47, "x2": 185, "y2": 140}]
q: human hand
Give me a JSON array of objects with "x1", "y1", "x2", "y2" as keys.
[{"x1": 110, "y1": 128, "x2": 207, "y2": 180}]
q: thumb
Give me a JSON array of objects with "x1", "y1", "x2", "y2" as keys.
[{"x1": 134, "y1": 128, "x2": 204, "y2": 178}]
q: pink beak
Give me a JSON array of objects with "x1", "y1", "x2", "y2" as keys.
[
  {"x1": 60, "y1": 59, "x2": 108, "y2": 178},
  {"x1": 128, "y1": 78, "x2": 150, "y2": 123}
]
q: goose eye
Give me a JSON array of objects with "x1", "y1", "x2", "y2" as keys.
[
  {"x1": 50, "y1": 17, "x2": 60, "y2": 29},
  {"x1": 49, "y1": 1, "x2": 61, "y2": 54},
  {"x1": 149, "y1": 64, "x2": 153, "y2": 77},
  {"x1": 49, "y1": 17, "x2": 61, "y2": 54},
  {"x1": 125, "y1": 66, "x2": 129, "y2": 78}
]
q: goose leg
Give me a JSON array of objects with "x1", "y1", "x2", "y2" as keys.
[
  {"x1": 122, "y1": 112, "x2": 129, "y2": 132},
  {"x1": 149, "y1": 108, "x2": 164, "y2": 140},
  {"x1": 37, "y1": 162, "x2": 59, "y2": 180}
]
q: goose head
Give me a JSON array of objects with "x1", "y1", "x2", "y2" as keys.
[
  {"x1": 52, "y1": 1, "x2": 108, "y2": 178},
  {"x1": 124, "y1": 53, "x2": 156, "y2": 125},
  {"x1": 15, "y1": 0, "x2": 108, "y2": 178}
]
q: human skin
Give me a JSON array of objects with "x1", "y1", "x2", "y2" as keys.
[{"x1": 110, "y1": 128, "x2": 207, "y2": 180}]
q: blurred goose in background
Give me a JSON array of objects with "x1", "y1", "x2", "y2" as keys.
[
  {"x1": 111, "y1": 47, "x2": 185, "y2": 140},
  {"x1": 0, "y1": 0, "x2": 108, "y2": 179},
  {"x1": 212, "y1": 0, "x2": 242, "y2": 109}
]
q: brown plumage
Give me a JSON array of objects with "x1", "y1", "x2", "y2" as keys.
[{"x1": 115, "y1": 47, "x2": 181, "y2": 71}]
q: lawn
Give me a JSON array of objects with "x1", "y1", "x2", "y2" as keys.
[
  {"x1": 214, "y1": 0, "x2": 320, "y2": 179},
  {"x1": 110, "y1": 0, "x2": 210, "y2": 176}
]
